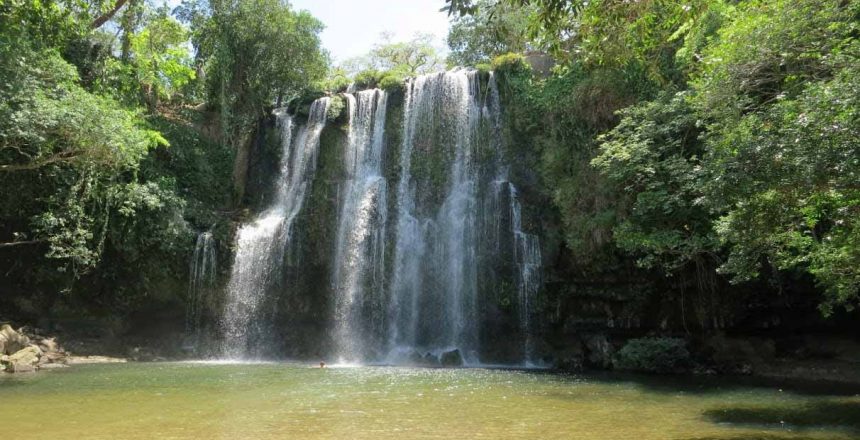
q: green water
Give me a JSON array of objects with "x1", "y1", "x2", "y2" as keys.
[{"x1": 1, "y1": 363, "x2": 858, "y2": 439}]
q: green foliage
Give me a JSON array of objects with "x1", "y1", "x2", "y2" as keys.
[
  {"x1": 179, "y1": 0, "x2": 328, "y2": 140},
  {"x1": 367, "y1": 32, "x2": 443, "y2": 77},
  {"x1": 491, "y1": 52, "x2": 529, "y2": 73},
  {"x1": 0, "y1": 40, "x2": 159, "y2": 174},
  {"x1": 326, "y1": 94, "x2": 346, "y2": 123},
  {"x1": 447, "y1": 0, "x2": 534, "y2": 67},
  {"x1": 353, "y1": 69, "x2": 385, "y2": 89},
  {"x1": 593, "y1": 92, "x2": 716, "y2": 275},
  {"x1": 694, "y1": 0, "x2": 857, "y2": 117},
  {"x1": 485, "y1": 0, "x2": 860, "y2": 316},
  {"x1": 377, "y1": 75, "x2": 404, "y2": 92},
  {"x1": 0, "y1": 0, "x2": 90, "y2": 50},
  {"x1": 339, "y1": 33, "x2": 443, "y2": 88},
  {"x1": 0, "y1": 38, "x2": 189, "y2": 282},
  {"x1": 708, "y1": 70, "x2": 860, "y2": 313},
  {"x1": 696, "y1": 0, "x2": 860, "y2": 313},
  {"x1": 509, "y1": 63, "x2": 652, "y2": 268},
  {"x1": 0, "y1": 0, "x2": 245, "y2": 320},
  {"x1": 349, "y1": 68, "x2": 404, "y2": 93},
  {"x1": 614, "y1": 337, "x2": 691, "y2": 373},
  {"x1": 144, "y1": 110, "x2": 235, "y2": 218},
  {"x1": 129, "y1": 7, "x2": 195, "y2": 107},
  {"x1": 316, "y1": 66, "x2": 352, "y2": 93}
]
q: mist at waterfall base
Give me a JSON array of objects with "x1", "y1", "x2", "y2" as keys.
[{"x1": 212, "y1": 70, "x2": 543, "y2": 366}]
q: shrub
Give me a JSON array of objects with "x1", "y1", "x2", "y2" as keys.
[
  {"x1": 353, "y1": 69, "x2": 385, "y2": 89},
  {"x1": 377, "y1": 74, "x2": 404, "y2": 92},
  {"x1": 326, "y1": 94, "x2": 346, "y2": 122},
  {"x1": 614, "y1": 337, "x2": 691, "y2": 373},
  {"x1": 491, "y1": 52, "x2": 529, "y2": 74}
]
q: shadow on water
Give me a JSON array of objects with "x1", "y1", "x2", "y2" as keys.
[
  {"x1": 536, "y1": 370, "x2": 860, "y2": 397},
  {"x1": 702, "y1": 400, "x2": 860, "y2": 431},
  {"x1": 682, "y1": 435, "x2": 851, "y2": 440}
]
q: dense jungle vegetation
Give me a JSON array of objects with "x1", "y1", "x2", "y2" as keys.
[
  {"x1": 0, "y1": 0, "x2": 857, "y2": 336},
  {"x1": 445, "y1": 0, "x2": 860, "y2": 321},
  {"x1": 0, "y1": 0, "x2": 327, "y2": 326}
]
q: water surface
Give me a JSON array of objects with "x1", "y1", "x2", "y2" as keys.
[{"x1": 1, "y1": 363, "x2": 858, "y2": 439}]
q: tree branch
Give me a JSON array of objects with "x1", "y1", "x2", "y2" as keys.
[
  {"x1": 0, "y1": 240, "x2": 43, "y2": 249},
  {"x1": 92, "y1": 0, "x2": 129, "y2": 29},
  {"x1": 0, "y1": 151, "x2": 81, "y2": 172}
]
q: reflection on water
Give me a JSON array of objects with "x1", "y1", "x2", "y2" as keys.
[{"x1": 0, "y1": 363, "x2": 857, "y2": 440}]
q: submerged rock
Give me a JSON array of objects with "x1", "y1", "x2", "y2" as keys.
[
  {"x1": 440, "y1": 349, "x2": 463, "y2": 367},
  {"x1": 65, "y1": 355, "x2": 127, "y2": 365},
  {"x1": 38, "y1": 363, "x2": 69, "y2": 370}
]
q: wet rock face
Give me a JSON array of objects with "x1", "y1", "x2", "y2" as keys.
[
  {"x1": 553, "y1": 337, "x2": 586, "y2": 372},
  {"x1": 583, "y1": 334, "x2": 615, "y2": 369},
  {"x1": 440, "y1": 349, "x2": 464, "y2": 367}
]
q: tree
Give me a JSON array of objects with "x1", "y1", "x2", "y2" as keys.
[
  {"x1": 0, "y1": 36, "x2": 170, "y2": 278},
  {"x1": 695, "y1": 0, "x2": 860, "y2": 313},
  {"x1": 129, "y1": 7, "x2": 195, "y2": 110},
  {"x1": 446, "y1": 0, "x2": 534, "y2": 66},
  {"x1": 178, "y1": 0, "x2": 328, "y2": 132},
  {"x1": 370, "y1": 32, "x2": 444, "y2": 77}
]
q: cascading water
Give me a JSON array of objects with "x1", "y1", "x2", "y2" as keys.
[
  {"x1": 510, "y1": 184, "x2": 542, "y2": 363},
  {"x1": 332, "y1": 89, "x2": 388, "y2": 362},
  {"x1": 220, "y1": 98, "x2": 330, "y2": 359},
  {"x1": 482, "y1": 74, "x2": 544, "y2": 365},
  {"x1": 217, "y1": 70, "x2": 541, "y2": 365},
  {"x1": 388, "y1": 70, "x2": 484, "y2": 363},
  {"x1": 187, "y1": 231, "x2": 216, "y2": 341}
]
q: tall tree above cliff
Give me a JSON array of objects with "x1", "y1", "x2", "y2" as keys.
[{"x1": 446, "y1": 0, "x2": 534, "y2": 66}]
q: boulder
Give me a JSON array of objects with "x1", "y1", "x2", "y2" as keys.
[
  {"x1": 583, "y1": 334, "x2": 615, "y2": 369},
  {"x1": 1, "y1": 344, "x2": 42, "y2": 373},
  {"x1": 0, "y1": 324, "x2": 30, "y2": 355},
  {"x1": 440, "y1": 349, "x2": 463, "y2": 367},
  {"x1": 38, "y1": 337, "x2": 59, "y2": 353},
  {"x1": 38, "y1": 350, "x2": 68, "y2": 366}
]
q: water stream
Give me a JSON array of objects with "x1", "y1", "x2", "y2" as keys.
[{"x1": 220, "y1": 98, "x2": 330, "y2": 359}]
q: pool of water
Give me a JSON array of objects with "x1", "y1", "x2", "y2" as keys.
[{"x1": 1, "y1": 362, "x2": 858, "y2": 439}]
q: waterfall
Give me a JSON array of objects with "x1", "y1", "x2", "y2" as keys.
[
  {"x1": 187, "y1": 231, "x2": 216, "y2": 341},
  {"x1": 217, "y1": 70, "x2": 542, "y2": 365},
  {"x1": 220, "y1": 98, "x2": 330, "y2": 359},
  {"x1": 486, "y1": 73, "x2": 543, "y2": 364},
  {"x1": 510, "y1": 184, "x2": 542, "y2": 364},
  {"x1": 332, "y1": 89, "x2": 388, "y2": 362},
  {"x1": 388, "y1": 70, "x2": 483, "y2": 363}
]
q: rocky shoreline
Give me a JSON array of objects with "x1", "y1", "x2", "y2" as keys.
[{"x1": 0, "y1": 324, "x2": 125, "y2": 373}]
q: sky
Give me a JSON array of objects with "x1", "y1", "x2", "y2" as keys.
[{"x1": 289, "y1": 0, "x2": 453, "y2": 63}]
